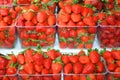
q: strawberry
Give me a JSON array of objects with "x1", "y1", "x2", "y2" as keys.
[
  {"x1": 34, "y1": 64, "x2": 43, "y2": 73},
  {"x1": 103, "y1": 51, "x2": 112, "y2": 59},
  {"x1": 41, "y1": 68, "x2": 49, "y2": 74},
  {"x1": 52, "y1": 62, "x2": 62, "y2": 74},
  {"x1": 98, "y1": 12, "x2": 106, "y2": 20},
  {"x1": 37, "y1": 11, "x2": 47, "y2": 23},
  {"x1": 106, "y1": 15, "x2": 115, "y2": 25},
  {"x1": 107, "y1": 63, "x2": 116, "y2": 71},
  {"x1": 71, "y1": 13, "x2": 81, "y2": 22},
  {"x1": 17, "y1": 54, "x2": 25, "y2": 65},
  {"x1": 116, "y1": 60, "x2": 120, "y2": 67},
  {"x1": 96, "y1": 61, "x2": 104, "y2": 73},
  {"x1": 72, "y1": 4, "x2": 81, "y2": 14},
  {"x1": 46, "y1": 50, "x2": 57, "y2": 60},
  {"x1": 64, "y1": 5, "x2": 72, "y2": 14},
  {"x1": 23, "y1": 11, "x2": 34, "y2": 21},
  {"x1": 89, "y1": 50, "x2": 100, "y2": 64},
  {"x1": 48, "y1": 15, "x2": 56, "y2": 26},
  {"x1": 24, "y1": 63, "x2": 34, "y2": 74},
  {"x1": 62, "y1": 55, "x2": 70, "y2": 64},
  {"x1": 69, "y1": 55, "x2": 79, "y2": 63},
  {"x1": 25, "y1": 49, "x2": 34, "y2": 63},
  {"x1": 64, "y1": 63, "x2": 73, "y2": 74},
  {"x1": 73, "y1": 62, "x2": 83, "y2": 74},
  {"x1": 0, "y1": 8, "x2": 9, "y2": 16},
  {"x1": 82, "y1": 63, "x2": 95, "y2": 74},
  {"x1": 111, "y1": 50, "x2": 120, "y2": 60},
  {"x1": 33, "y1": 53, "x2": 44, "y2": 66},
  {"x1": 79, "y1": 56, "x2": 90, "y2": 64},
  {"x1": 44, "y1": 58, "x2": 52, "y2": 69}
]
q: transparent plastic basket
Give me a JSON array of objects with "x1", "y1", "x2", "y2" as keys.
[
  {"x1": 0, "y1": 74, "x2": 19, "y2": 80},
  {"x1": 16, "y1": 26, "x2": 56, "y2": 48},
  {"x1": 97, "y1": 25, "x2": 120, "y2": 48},
  {"x1": 0, "y1": 26, "x2": 16, "y2": 48},
  {"x1": 63, "y1": 57, "x2": 107, "y2": 80},
  {"x1": 57, "y1": 25, "x2": 97, "y2": 49},
  {"x1": 18, "y1": 74, "x2": 61, "y2": 80}
]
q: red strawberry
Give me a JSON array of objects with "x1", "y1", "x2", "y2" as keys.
[
  {"x1": 33, "y1": 53, "x2": 44, "y2": 66},
  {"x1": 107, "y1": 63, "x2": 116, "y2": 71},
  {"x1": 82, "y1": 63, "x2": 95, "y2": 74},
  {"x1": 17, "y1": 54, "x2": 25, "y2": 65},
  {"x1": 64, "y1": 63, "x2": 73, "y2": 74},
  {"x1": 46, "y1": 50, "x2": 57, "y2": 60},
  {"x1": 23, "y1": 11, "x2": 34, "y2": 21},
  {"x1": 89, "y1": 50, "x2": 100, "y2": 64},
  {"x1": 0, "y1": 8, "x2": 9, "y2": 16},
  {"x1": 73, "y1": 62, "x2": 83, "y2": 74},
  {"x1": 106, "y1": 15, "x2": 115, "y2": 25},
  {"x1": 24, "y1": 63, "x2": 34, "y2": 74},
  {"x1": 96, "y1": 61, "x2": 104, "y2": 73},
  {"x1": 25, "y1": 49, "x2": 34, "y2": 63},
  {"x1": 98, "y1": 12, "x2": 106, "y2": 20},
  {"x1": 111, "y1": 50, "x2": 120, "y2": 60},
  {"x1": 69, "y1": 55, "x2": 79, "y2": 63},
  {"x1": 34, "y1": 64, "x2": 43, "y2": 73},
  {"x1": 62, "y1": 55, "x2": 70, "y2": 64},
  {"x1": 52, "y1": 62, "x2": 62, "y2": 74},
  {"x1": 37, "y1": 11, "x2": 47, "y2": 23},
  {"x1": 72, "y1": 4, "x2": 81, "y2": 14},
  {"x1": 64, "y1": 5, "x2": 72, "y2": 14},
  {"x1": 103, "y1": 51, "x2": 112, "y2": 59},
  {"x1": 116, "y1": 60, "x2": 120, "y2": 67},
  {"x1": 79, "y1": 56, "x2": 90, "y2": 64},
  {"x1": 44, "y1": 58, "x2": 52, "y2": 69},
  {"x1": 41, "y1": 68, "x2": 49, "y2": 74}
]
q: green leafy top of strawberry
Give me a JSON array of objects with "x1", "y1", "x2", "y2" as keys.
[
  {"x1": 72, "y1": 0, "x2": 79, "y2": 4},
  {"x1": 53, "y1": 56, "x2": 63, "y2": 65},
  {"x1": 10, "y1": 62, "x2": 18, "y2": 68},
  {"x1": 100, "y1": 48, "x2": 106, "y2": 56}
]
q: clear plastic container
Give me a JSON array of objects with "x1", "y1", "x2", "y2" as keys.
[
  {"x1": 0, "y1": 74, "x2": 18, "y2": 80},
  {"x1": 97, "y1": 25, "x2": 120, "y2": 48},
  {"x1": 107, "y1": 72, "x2": 120, "y2": 80},
  {"x1": 18, "y1": 74, "x2": 61, "y2": 80},
  {"x1": 17, "y1": 26, "x2": 56, "y2": 48},
  {"x1": 64, "y1": 73, "x2": 106, "y2": 80},
  {"x1": 58, "y1": 26, "x2": 97, "y2": 49},
  {"x1": 63, "y1": 58, "x2": 107, "y2": 80},
  {"x1": 0, "y1": 26, "x2": 16, "y2": 48}
]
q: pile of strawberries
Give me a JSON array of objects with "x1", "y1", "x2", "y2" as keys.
[
  {"x1": 103, "y1": 49, "x2": 120, "y2": 79},
  {"x1": 97, "y1": 10, "x2": 120, "y2": 48},
  {"x1": 62, "y1": 49, "x2": 105, "y2": 80},
  {"x1": 0, "y1": 54, "x2": 18, "y2": 80},
  {"x1": 58, "y1": 4, "x2": 97, "y2": 49},
  {"x1": 18, "y1": 48, "x2": 62, "y2": 80},
  {"x1": 16, "y1": 5, "x2": 56, "y2": 47},
  {"x1": 0, "y1": 7, "x2": 17, "y2": 48}
]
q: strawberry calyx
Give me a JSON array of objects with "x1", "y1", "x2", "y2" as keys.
[
  {"x1": 100, "y1": 48, "x2": 106, "y2": 56},
  {"x1": 72, "y1": 0, "x2": 79, "y2": 4},
  {"x1": 13, "y1": 0, "x2": 17, "y2": 5},
  {"x1": 10, "y1": 62, "x2": 18, "y2": 68},
  {"x1": 53, "y1": 56, "x2": 63, "y2": 65}
]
